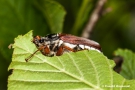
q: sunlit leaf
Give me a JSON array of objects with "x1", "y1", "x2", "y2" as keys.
[{"x1": 8, "y1": 31, "x2": 135, "y2": 90}]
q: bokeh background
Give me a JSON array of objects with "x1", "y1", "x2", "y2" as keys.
[{"x1": 0, "y1": 0, "x2": 135, "y2": 89}]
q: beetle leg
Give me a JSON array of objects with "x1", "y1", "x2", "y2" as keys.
[
  {"x1": 56, "y1": 44, "x2": 76, "y2": 56},
  {"x1": 56, "y1": 45, "x2": 64, "y2": 56},
  {"x1": 42, "y1": 46, "x2": 50, "y2": 55},
  {"x1": 63, "y1": 45, "x2": 75, "y2": 52},
  {"x1": 73, "y1": 44, "x2": 83, "y2": 51},
  {"x1": 25, "y1": 49, "x2": 39, "y2": 62}
]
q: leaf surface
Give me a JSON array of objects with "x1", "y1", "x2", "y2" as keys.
[
  {"x1": 114, "y1": 49, "x2": 135, "y2": 79},
  {"x1": 34, "y1": 0, "x2": 66, "y2": 33},
  {"x1": 0, "y1": 0, "x2": 66, "y2": 60},
  {"x1": 8, "y1": 31, "x2": 135, "y2": 90}
]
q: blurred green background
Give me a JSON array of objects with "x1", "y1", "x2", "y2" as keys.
[{"x1": 0, "y1": 0, "x2": 135, "y2": 89}]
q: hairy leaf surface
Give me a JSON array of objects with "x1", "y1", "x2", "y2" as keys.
[{"x1": 8, "y1": 31, "x2": 135, "y2": 90}]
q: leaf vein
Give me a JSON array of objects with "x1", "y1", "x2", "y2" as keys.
[
  {"x1": 67, "y1": 53, "x2": 84, "y2": 78},
  {"x1": 84, "y1": 51, "x2": 100, "y2": 86},
  {"x1": 9, "y1": 80, "x2": 81, "y2": 83}
]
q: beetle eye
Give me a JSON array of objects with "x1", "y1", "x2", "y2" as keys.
[{"x1": 39, "y1": 39, "x2": 44, "y2": 43}]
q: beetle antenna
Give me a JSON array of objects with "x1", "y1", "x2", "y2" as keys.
[{"x1": 25, "y1": 49, "x2": 39, "y2": 62}]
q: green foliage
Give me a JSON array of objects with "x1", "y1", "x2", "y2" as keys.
[
  {"x1": 0, "y1": 0, "x2": 65, "y2": 89},
  {"x1": 0, "y1": 0, "x2": 135, "y2": 90},
  {"x1": 93, "y1": 0, "x2": 135, "y2": 58},
  {"x1": 34, "y1": 0, "x2": 66, "y2": 33},
  {"x1": 8, "y1": 31, "x2": 135, "y2": 90},
  {"x1": 71, "y1": 0, "x2": 94, "y2": 35},
  {"x1": 114, "y1": 49, "x2": 135, "y2": 80},
  {"x1": 0, "y1": 0, "x2": 66, "y2": 61}
]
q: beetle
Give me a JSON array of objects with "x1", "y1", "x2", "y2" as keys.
[{"x1": 25, "y1": 33, "x2": 101, "y2": 62}]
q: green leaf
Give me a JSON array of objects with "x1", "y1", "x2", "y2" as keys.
[
  {"x1": 71, "y1": 0, "x2": 93, "y2": 35},
  {"x1": 8, "y1": 31, "x2": 135, "y2": 90},
  {"x1": 34, "y1": 0, "x2": 66, "y2": 33},
  {"x1": 114, "y1": 49, "x2": 135, "y2": 79},
  {"x1": 0, "y1": 0, "x2": 66, "y2": 61}
]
